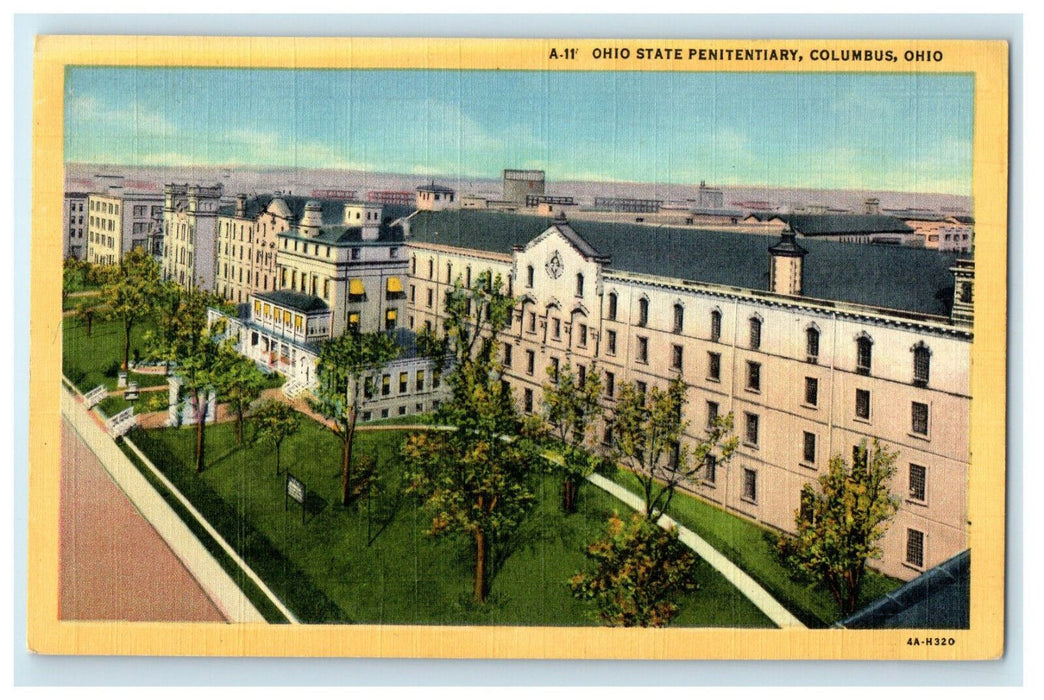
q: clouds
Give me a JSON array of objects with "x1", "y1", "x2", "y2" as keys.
[{"x1": 64, "y1": 68, "x2": 973, "y2": 195}]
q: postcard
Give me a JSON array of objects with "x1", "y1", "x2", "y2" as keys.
[{"x1": 29, "y1": 36, "x2": 1008, "y2": 660}]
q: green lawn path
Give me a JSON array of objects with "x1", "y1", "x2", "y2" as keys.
[{"x1": 130, "y1": 418, "x2": 773, "y2": 628}]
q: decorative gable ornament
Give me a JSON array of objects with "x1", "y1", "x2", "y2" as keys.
[{"x1": 545, "y1": 250, "x2": 563, "y2": 279}]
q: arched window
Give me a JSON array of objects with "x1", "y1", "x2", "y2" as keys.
[
  {"x1": 673, "y1": 303, "x2": 684, "y2": 334},
  {"x1": 526, "y1": 265, "x2": 534, "y2": 288},
  {"x1": 710, "y1": 309, "x2": 722, "y2": 342},
  {"x1": 806, "y1": 326, "x2": 820, "y2": 363},
  {"x1": 576, "y1": 272, "x2": 584, "y2": 297},
  {"x1": 638, "y1": 297, "x2": 649, "y2": 327},
  {"x1": 912, "y1": 343, "x2": 931, "y2": 386},
  {"x1": 856, "y1": 334, "x2": 873, "y2": 376},
  {"x1": 607, "y1": 292, "x2": 618, "y2": 320},
  {"x1": 749, "y1": 316, "x2": 762, "y2": 350}
]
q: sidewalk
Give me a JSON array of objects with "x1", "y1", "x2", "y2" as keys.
[
  {"x1": 61, "y1": 385, "x2": 266, "y2": 623},
  {"x1": 587, "y1": 473, "x2": 806, "y2": 629}
]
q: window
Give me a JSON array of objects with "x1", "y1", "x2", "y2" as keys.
[
  {"x1": 960, "y1": 282, "x2": 972, "y2": 303},
  {"x1": 855, "y1": 389, "x2": 871, "y2": 420},
  {"x1": 749, "y1": 316, "x2": 762, "y2": 349},
  {"x1": 671, "y1": 344, "x2": 683, "y2": 371},
  {"x1": 503, "y1": 343, "x2": 513, "y2": 367},
  {"x1": 856, "y1": 335, "x2": 873, "y2": 375},
  {"x1": 410, "y1": 284, "x2": 416, "y2": 303},
  {"x1": 913, "y1": 343, "x2": 931, "y2": 386},
  {"x1": 524, "y1": 388, "x2": 534, "y2": 413},
  {"x1": 909, "y1": 464, "x2": 927, "y2": 502},
  {"x1": 398, "y1": 405, "x2": 407, "y2": 416},
  {"x1": 607, "y1": 330, "x2": 617, "y2": 355},
  {"x1": 708, "y1": 352, "x2": 721, "y2": 381},
  {"x1": 428, "y1": 259, "x2": 434, "y2": 278},
  {"x1": 385, "y1": 308, "x2": 397, "y2": 330},
  {"x1": 802, "y1": 432, "x2": 816, "y2": 464},
  {"x1": 607, "y1": 292, "x2": 618, "y2": 320},
  {"x1": 746, "y1": 361, "x2": 761, "y2": 392},
  {"x1": 706, "y1": 401, "x2": 719, "y2": 428},
  {"x1": 702, "y1": 455, "x2": 717, "y2": 484},
  {"x1": 550, "y1": 357, "x2": 560, "y2": 382},
  {"x1": 637, "y1": 336, "x2": 648, "y2": 364},
  {"x1": 552, "y1": 318, "x2": 561, "y2": 339},
  {"x1": 804, "y1": 377, "x2": 819, "y2": 406},
  {"x1": 673, "y1": 303, "x2": 684, "y2": 334},
  {"x1": 605, "y1": 372, "x2": 615, "y2": 398},
  {"x1": 638, "y1": 298, "x2": 649, "y2": 327},
  {"x1": 445, "y1": 261, "x2": 453, "y2": 283},
  {"x1": 635, "y1": 381, "x2": 647, "y2": 396},
  {"x1": 806, "y1": 326, "x2": 820, "y2": 363},
  {"x1": 527, "y1": 312, "x2": 536, "y2": 333},
  {"x1": 399, "y1": 372, "x2": 408, "y2": 394},
  {"x1": 578, "y1": 364, "x2": 586, "y2": 385},
  {"x1": 426, "y1": 288, "x2": 433, "y2": 308},
  {"x1": 526, "y1": 350, "x2": 535, "y2": 376},
  {"x1": 526, "y1": 265, "x2": 534, "y2": 287},
  {"x1": 906, "y1": 529, "x2": 925, "y2": 568},
  {"x1": 710, "y1": 309, "x2": 722, "y2": 342},
  {"x1": 576, "y1": 273, "x2": 584, "y2": 297},
  {"x1": 742, "y1": 468, "x2": 758, "y2": 503},
  {"x1": 745, "y1": 412, "x2": 759, "y2": 446},
  {"x1": 578, "y1": 323, "x2": 588, "y2": 347},
  {"x1": 416, "y1": 370, "x2": 425, "y2": 392},
  {"x1": 852, "y1": 444, "x2": 867, "y2": 470},
  {"x1": 381, "y1": 374, "x2": 391, "y2": 396},
  {"x1": 912, "y1": 402, "x2": 929, "y2": 436},
  {"x1": 351, "y1": 247, "x2": 361, "y2": 261}
]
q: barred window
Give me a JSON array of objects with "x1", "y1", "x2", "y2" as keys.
[
  {"x1": 913, "y1": 344, "x2": 931, "y2": 386},
  {"x1": 607, "y1": 330, "x2": 617, "y2": 355},
  {"x1": 909, "y1": 464, "x2": 927, "y2": 502},
  {"x1": 710, "y1": 309, "x2": 722, "y2": 342},
  {"x1": 745, "y1": 412, "x2": 759, "y2": 446},
  {"x1": 671, "y1": 344, "x2": 683, "y2": 371},
  {"x1": 704, "y1": 455, "x2": 717, "y2": 484},
  {"x1": 805, "y1": 377, "x2": 819, "y2": 406},
  {"x1": 605, "y1": 371, "x2": 615, "y2": 398},
  {"x1": 742, "y1": 468, "x2": 758, "y2": 502},
  {"x1": 803, "y1": 432, "x2": 816, "y2": 464},
  {"x1": 706, "y1": 401, "x2": 719, "y2": 428},
  {"x1": 747, "y1": 361, "x2": 761, "y2": 392},
  {"x1": 856, "y1": 335, "x2": 873, "y2": 375},
  {"x1": 708, "y1": 352, "x2": 721, "y2": 381},
  {"x1": 856, "y1": 389, "x2": 871, "y2": 420},
  {"x1": 912, "y1": 402, "x2": 930, "y2": 436},
  {"x1": 673, "y1": 303, "x2": 684, "y2": 334},
  {"x1": 749, "y1": 317, "x2": 762, "y2": 349},
  {"x1": 806, "y1": 326, "x2": 820, "y2": 363},
  {"x1": 906, "y1": 528, "x2": 925, "y2": 568}
]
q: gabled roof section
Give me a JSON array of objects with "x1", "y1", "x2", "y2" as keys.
[
  {"x1": 256, "y1": 290, "x2": 330, "y2": 313},
  {"x1": 406, "y1": 209, "x2": 960, "y2": 317},
  {"x1": 525, "y1": 219, "x2": 610, "y2": 263}
]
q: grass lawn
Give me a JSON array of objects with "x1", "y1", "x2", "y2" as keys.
[
  {"x1": 63, "y1": 316, "x2": 167, "y2": 393},
  {"x1": 606, "y1": 469, "x2": 903, "y2": 627},
  {"x1": 129, "y1": 418, "x2": 773, "y2": 628}
]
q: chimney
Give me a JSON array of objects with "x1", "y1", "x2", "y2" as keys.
[
  {"x1": 300, "y1": 200, "x2": 323, "y2": 238},
  {"x1": 767, "y1": 230, "x2": 808, "y2": 296},
  {"x1": 950, "y1": 258, "x2": 974, "y2": 326},
  {"x1": 235, "y1": 194, "x2": 247, "y2": 218}
]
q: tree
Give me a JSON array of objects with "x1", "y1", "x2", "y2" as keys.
[
  {"x1": 100, "y1": 247, "x2": 161, "y2": 370},
  {"x1": 778, "y1": 438, "x2": 900, "y2": 617},
  {"x1": 74, "y1": 299, "x2": 98, "y2": 337},
  {"x1": 570, "y1": 512, "x2": 698, "y2": 627},
  {"x1": 216, "y1": 346, "x2": 267, "y2": 445},
  {"x1": 312, "y1": 331, "x2": 399, "y2": 507},
  {"x1": 610, "y1": 376, "x2": 737, "y2": 519},
  {"x1": 253, "y1": 399, "x2": 301, "y2": 475},
  {"x1": 404, "y1": 271, "x2": 535, "y2": 603},
  {"x1": 540, "y1": 360, "x2": 604, "y2": 513}
]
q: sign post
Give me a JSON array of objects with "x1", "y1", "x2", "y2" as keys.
[{"x1": 285, "y1": 472, "x2": 306, "y2": 525}]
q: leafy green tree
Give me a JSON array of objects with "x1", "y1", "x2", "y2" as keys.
[
  {"x1": 540, "y1": 360, "x2": 604, "y2": 513},
  {"x1": 570, "y1": 512, "x2": 698, "y2": 627},
  {"x1": 253, "y1": 399, "x2": 301, "y2": 475},
  {"x1": 404, "y1": 271, "x2": 535, "y2": 603},
  {"x1": 610, "y1": 376, "x2": 737, "y2": 519},
  {"x1": 778, "y1": 439, "x2": 900, "y2": 617},
  {"x1": 100, "y1": 247, "x2": 161, "y2": 370},
  {"x1": 312, "y1": 331, "x2": 399, "y2": 507},
  {"x1": 216, "y1": 346, "x2": 267, "y2": 445},
  {"x1": 176, "y1": 322, "x2": 232, "y2": 474},
  {"x1": 74, "y1": 299, "x2": 98, "y2": 337}
]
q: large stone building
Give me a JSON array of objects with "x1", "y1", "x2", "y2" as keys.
[
  {"x1": 215, "y1": 194, "x2": 303, "y2": 304},
  {"x1": 85, "y1": 191, "x2": 165, "y2": 265},
  {"x1": 403, "y1": 209, "x2": 973, "y2": 581},
  {"x1": 64, "y1": 192, "x2": 88, "y2": 259},
  {"x1": 160, "y1": 183, "x2": 224, "y2": 289},
  {"x1": 503, "y1": 169, "x2": 545, "y2": 205}
]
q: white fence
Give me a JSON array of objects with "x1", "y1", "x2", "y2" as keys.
[
  {"x1": 83, "y1": 384, "x2": 108, "y2": 409},
  {"x1": 107, "y1": 406, "x2": 137, "y2": 438}
]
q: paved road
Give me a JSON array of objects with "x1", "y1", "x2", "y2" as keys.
[{"x1": 59, "y1": 418, "x2": 228, "y2": 622}]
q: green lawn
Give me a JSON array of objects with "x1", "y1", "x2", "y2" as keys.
[
  {"x1": 605, "y1": 469, "x2": 903, "y2": 627},
  {"x1": 128, "y1": 418, "x2": 773, "y2": 628},
  {"x1": 63, "y1": 316, "x2": 168, "y2": 393}
]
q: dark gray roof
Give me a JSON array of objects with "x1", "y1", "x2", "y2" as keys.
[
  {"x1": 838, "y1": 550, "x2": 970, "y2": 630},
  {"x1": 786, "y1": 214, "x2": 914, "y2": 236},
  {"x1": 218, "y1": 195, "x2": 349, "y2": 224},
  {"x1": 255, "y1": 290, "x2": 329, "y2": 313},
  {"x1": 407, "y1": 209, "x2": 962, "y2": 317},
  {"x1": 280, "y1": 222, "x2": 405, "y2": 246},
  {"x1": 417, "y1": 183, "x2": 455, "y2": 193}
]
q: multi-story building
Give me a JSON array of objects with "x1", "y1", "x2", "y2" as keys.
[
  {"x1": 215, "y1": 194, "x2": 302, "y2": 304},
  {"x1": 415, "y1": 183, "x2": 457, "y2": 211},
  {"x1": 503, "y1": 169, "x2": 545, "y2": 205},
  {"x1": 85, "y1": 191, "x2": 165, "y2": 265},
  {"x1": 404, "y1": 209, "x2": 973, "y2": 581},
  {"x1": 64, "y1": 192, "x2": 88, "y2": 259},
  {"x1": 161, "y1": 183, "x2": 224, "y2": 289}
]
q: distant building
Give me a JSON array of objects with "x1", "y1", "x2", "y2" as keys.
[
  {"x1": 64, "y1": 192, "x2": 89, "y2": 259},
  {"x1": 900, "y1": 214, "x2": 974, "y2": 253},
  {"x1": 85, "y1": 191, "x2": 165, "y2": 265},
  {"x1": 415, "y1": 182, "x2": 457, "y2": 211},
  {"x1": 161, "y1": 183, "x2": 224, "y2": 288},
  {"x1": 525, "y1": 194, "x2": 575, "y2": 208},
  {"x1": 503, "y1": 169, "x2": 545, "y2": 204},
  {"x1": 367, "y1": 190, "x2": 415, "y2": 207},
  {"x1": 592, "y1": 196, "x2": 662, "y2": 214},
  {"x1": 694, "y1": 181, "x2": 724, "y2": 209},
  {"x1": 744, "y1": 213, "x2": 920, "y2": 246}
]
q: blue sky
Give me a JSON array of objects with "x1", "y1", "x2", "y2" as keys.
[{"x1": 64, "y1": 67, "x2": 973, "y2": 194}]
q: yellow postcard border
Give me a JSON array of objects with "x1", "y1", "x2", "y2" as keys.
[{"x1": 29, "y1": 36, "x2": 1009, "y2": 660}]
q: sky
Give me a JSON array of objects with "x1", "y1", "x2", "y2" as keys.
[{"x1": 64, "y1": 67, "x2": 974, "y2": 195}]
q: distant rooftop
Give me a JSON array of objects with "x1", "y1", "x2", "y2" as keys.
[
  {"x1": 407, "y1": 209, "x2": 964, "y2": 318},
  {"x1": 417, "y1": 183, "x2": 456, "y2": 194},
  {"x1": 280, "y1": 221, "x2": 405, "y2": 246}
]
